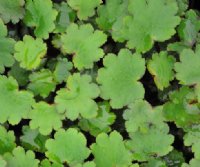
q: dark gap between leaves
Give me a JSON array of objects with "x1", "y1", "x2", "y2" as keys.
[
  {"x1": 111, "y1": 108, "x2": 129, "y2": 140},
  {"x1": 189, "y1": 0, "x2": 200, "y2": 10},
  {"x1": 141, "y1": 70, "x2": 162, "y2": 106},
  {"x1": 168, "y1": 122, "x2": 194, "y2": 163},
  {"x1": 8, "y1": 119, "x2": 30, "y2": 145}
]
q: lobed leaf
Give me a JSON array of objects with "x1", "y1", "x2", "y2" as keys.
[
  {"x1": 55, "y1": 73, "x2": 99, "y2": 120},
  {"x1": 24, "y1": 0, "x2": 57, "y2": 39},
  {"x1": 61, "y1": 23, "x2": 107, "y2": 70},
  {"x1": 29, "y1": 102, "x2": 63, "y2": 135},
  {"x1": 0, "y1": 0, "x2": 25, "y2": 23},
  {"x1": 68, "y1": 0, "x2": 102, "y2": 20},
  {"x1": 45, "y1": 128, "x2": 90, "y2": 165},
  {"x1": 147, "y1": 51, "x2": 175, "y2": 90},
  {"x1": 14, "y1": 35, "x2": 47, "y2": 70},
  {"x1": 91, "y1": 131, "x2": 132, "y2": 167},
  {"x1": 97, "y1": 49, "x2": 145, "y2": 108},
  {"x1": 0, "y1": 75, "x2": 34, "y2": 125}
]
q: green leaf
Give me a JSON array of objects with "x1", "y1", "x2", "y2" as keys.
[
  {"x1": 0, "y1": 156, "x2": 6, "y2": 167},
  {"x1": 182, "y1": 159, "x2": 200, "y2": 167},
  {"x1": 29, "y1": 102, "x2": 63, "y2": 135},
  {"x1": 45, "y1": 128, "x2": 90, "y2": 165},
  {"x1": 96, "y1": 0, "x2": 127, "y2": 31},
  {"x1": 3, "y1": 146, "x2": 39, "y2": 167},
  {"x1": 0, "y1": 19, "x2": 15, "y2": 73},
  {"x1": 0, "y1": 0, "x2": 25, "y2": 23},
  {"x1": 124, "y1": 101, "x2": 174, "y2": 161},
  {"x1": 74, "y1": 161, "x2": 96, "y2": 167},
  {"x1": 40, "y1": 159, "x2": 63, "y2": 167},
  {"x1": 20, "y1": 126, "x2": 48, "y2": 153},
  {"x1": 147, "y1": 51, "x2": 175, "y2": 90},
  {"x1": 130, "y1": 164, "x2": 140, "y2": 167},
  {"x1": 79, "y1": 102, "x2": 116, "y2": 136},
  {"x1": 167, "y1": 42, "x2": 190, "y2": 54},
  {"x1": 8, "y1": 62, "x2": 30, "y2": 86},
  {"x1": 68, "y1": 0, "x2": 102, "y2": 20},
  {"x1": 97, "y1": 49, "x2": 145, "y2": 109},
  {"x1": 163, "y1": 150, "x2": 185, "y2": 167},
  {"x1": 28, "y1": 69, "x2": 56, "y2": 98},
  {"x1": 24, "y1": 0, "x2": 57, "y2": 39},
  {"x1": 53, "y1": 58, "x2": 73, "y2": 83},
  {"x1": 54, "y1": 2, "x2": 76, "y2": 33},
  {"x1": 60, "y1": 23, "x2": 107, "y2": 70},
  {"x1": 14, "y1": 35, "x2": 47, "y2": 70},
  {"x1": 126, "y1": 126, "x2": 174, "y2": 161},
  {"x1": 177, "y1": 10, "x2": 200, "y2": 46},
  {"x1": 184, "y1": 131, "x2": 200, "y2": 159},
  {"x1": 91, "y1": 131, "x2": 132, "y2": 167},
  {"x1": 51, "y1": 34, "x2": 62, "y2": 50},
  {"x1": 194, "y1": 84, "x2": 200, "y2": 102},
  {"x1": 112, "y1": 0, "x2": 180, "y2": 52},
  {"x1": 0, "y1": 18, "x2": 6, "y2": 36},
  {"x1": 0, "y1": 75, "x2": 34, "y2": 125},
  {"x1": 176, "y1": 0, "x2": 188, "y2": 16},
  {"x1": 0, "y1": 125, "x2": 16, "y2": 155},
  {"x1": 175, "y1": 45, "x2": 200, "y2": 85},
  {"x1": 123, "y1": 100, "x2": 165, "y2": 134},
  {"x1": 55, "y1": 73, "x2": 99, "y2": 120},
  {"x1": 141, "y1": 159, "x2": 167, "y2": 167},
  {"x1": 163, "y1": 86, "x2": 200, "y2": 129}
]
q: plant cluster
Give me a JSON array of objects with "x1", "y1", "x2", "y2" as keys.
[{"x1": 0, "y1": 0, "x2": 200, "y2": 166}]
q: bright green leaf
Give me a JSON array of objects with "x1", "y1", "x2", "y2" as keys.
[
  {"x1": 14, "y1": 35, "x2": 47, "y2": 70},
  {"x1": 55, "y1": 73, "x2": 99, "y2": 120},
  {"x1": 91, "y1": 131, "x2": 132, "y2": 167},
  {"x1": 147, "y1": 51, "x2": 175, "y2": 90},
  {"x1": 40, "y1": 159, "x2": 63, "y2": 167},
  {"x1": 0, "y1": 75, "x2": 34, "y2": 125},
  {"x1": 0, "y1": 18, "x2": 6, "y2": 36},
  {"x1": 184, "y1": 131, "x2": 200, "y2": 159},
  {"x1": 175, "y1": 45, "x2": 200, "y2": 85},
  {"x1": 74, "y1": 161, "x2": 96, "y2": 167},
  {"x1": 0, "y1": 19, "x2": 15, "y2": 73},
  {"x1": 68, "y1": 0, "x2": 102, "y2": 20},
  {"x1": 46, "y1": 128, "x2": 90, "y2": 165},
  {"x1": 194, "y1": 84, "x2": 200, "y2": 102},
  {"x1": 3, "y1": 146, "x2": 39, "y2": 167},
  {"x1": 61, "y1": 23, "x2": 107, "y2": 70},
  {"x1": 112, "y1": 0, "x2": 180, "y2": 52},
  {"x1": 0, "y1": 125, "x2": 16, "y2": 155},
  {"x1": 29, "y1": 102, "x2": 63, "y2": 135},
  {"x1": 126, "y1": 126, "x2": 174, "y2": 161},
  {"x1": 182, "y1": 159, "x2": 200, "y2": 167},
  {"x1": 0, "y1": 156, "x2": 6, "y2": 167},
  {"x1": 97, "y1": 49, "x2": 145, "y2": 109},
  {"x1": 24, "y1": 0, "x2": 57, "y2": 39},
  {"x1": 79, "y1": 102, "x2": 116, "y2": 136},
  {"x1": 123, "y1": 100, "x2": 165, "y2": 134}
]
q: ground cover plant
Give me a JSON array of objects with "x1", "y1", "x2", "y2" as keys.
[{"x1": 1, "y1": 0, "x2": 200, "y2": 166}]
